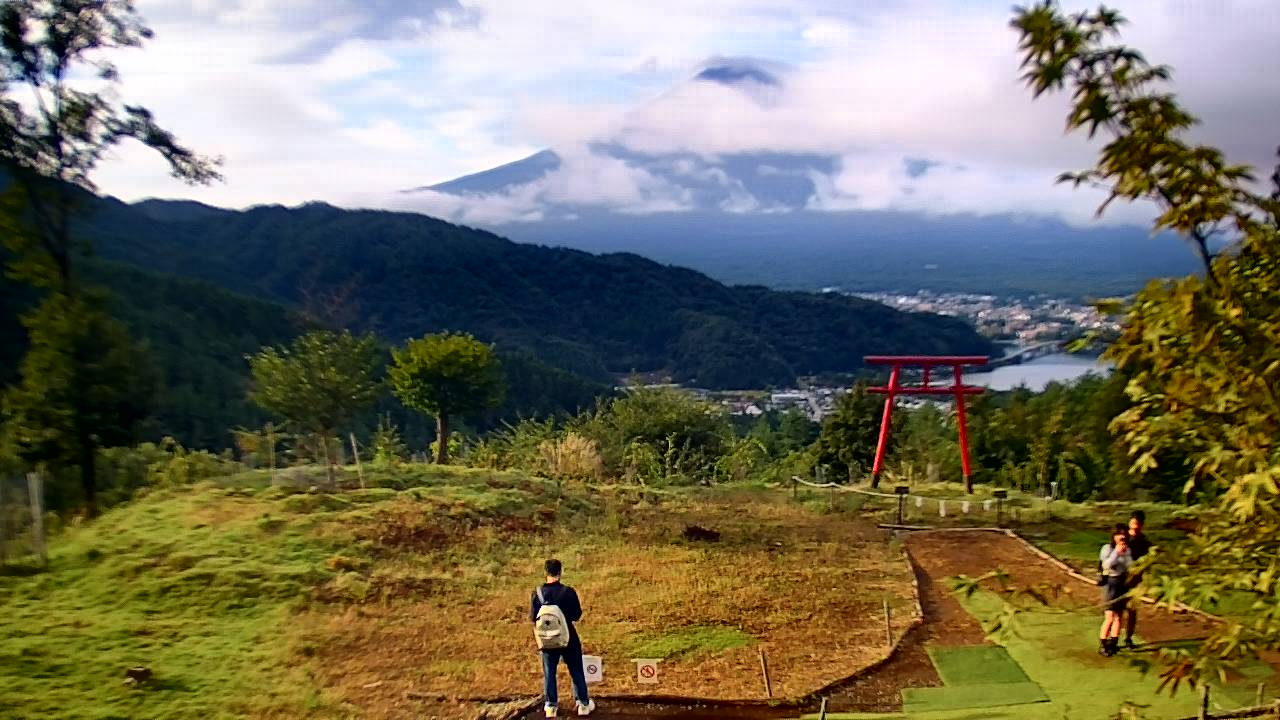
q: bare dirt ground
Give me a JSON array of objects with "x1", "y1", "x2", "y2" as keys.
[{"x1": 299, "y1": 492, "x2": 918, "y2": 719}]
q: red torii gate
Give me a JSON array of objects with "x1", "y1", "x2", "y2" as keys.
[{"x1": 864, "y1": 355, "x2": 989, "y2": 494}]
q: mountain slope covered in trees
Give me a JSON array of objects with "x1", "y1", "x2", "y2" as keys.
[
  {"x1": 0, "y1": 254, "x2": 607, "y2": 450},
  {"x1": 76, "y1": 197, "x2": 994, "y2": 388}
]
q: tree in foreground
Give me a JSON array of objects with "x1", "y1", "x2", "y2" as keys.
[
  {"x1": 1012, "y1": 1, "x2": 1280, "y2": 689},
  {"x1": 0, "y1": 0, "x2": 221, "y2": 294},
  {"x1": 0, "y1": 0, "x2": 218, "y2": 512},
  {"x1": 2, "y1": 293, "x2": 153, "y2": 516},
  {"x1": 248, "y1": 330, "x2": 382, "y2": 483},
  {"x1": 389, "y1": 333, "x2": 504, "y2": 465}
]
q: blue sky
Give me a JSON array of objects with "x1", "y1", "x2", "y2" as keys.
[{"x1": 93, "y1": 0, "x2": 1280, "y2": 226}]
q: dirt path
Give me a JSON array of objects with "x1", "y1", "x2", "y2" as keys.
[
  {"x1": 915, "y1": 530, "x2": 1220, "y2": 646},
  {"x1": 814, "y1": 533, "x2": 992, "y2": 713}
]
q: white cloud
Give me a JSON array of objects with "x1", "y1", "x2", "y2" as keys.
[{"x1": 82, "y1": 0, "x2": 1279, "y2": 230}]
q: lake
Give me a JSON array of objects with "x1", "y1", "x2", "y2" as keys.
[{"x1": 966, "y1": 353, "x2": 1111, "y2": 392}]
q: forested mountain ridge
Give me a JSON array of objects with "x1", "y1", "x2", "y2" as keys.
[
  {"x1": 0, "y1": 254, "x2": 608, "y2": 450},
  {"x1": 75, "y1": 196, "x2": 994, "y2": 389}
]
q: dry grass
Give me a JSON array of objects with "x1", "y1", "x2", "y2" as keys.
[{"x1": 298, "y1": 489, "x2": 916, "y2": 719}]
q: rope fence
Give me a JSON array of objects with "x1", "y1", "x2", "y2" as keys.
[{"x1": 791, "y1": 475, "x2": 1050, "y2": 524}]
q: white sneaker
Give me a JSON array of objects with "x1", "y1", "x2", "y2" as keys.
[
  {"x1": 544, "y1": 705, "x2": 557, "y2": 718},
  {"x1": 576, "y1": 699, "x2": 596, "y2": 717}
]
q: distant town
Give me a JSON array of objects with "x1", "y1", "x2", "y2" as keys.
[
  {"x1": 637, "y1": 291, "x2": 1120, "y2": 422},
  {"x1": 842, "y1": 289, "x2": 1122, "y2": 343}
]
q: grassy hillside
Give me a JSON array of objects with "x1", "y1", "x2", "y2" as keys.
[{"x1": 0, "y1": 468, "x2": 916, "y2": 719}]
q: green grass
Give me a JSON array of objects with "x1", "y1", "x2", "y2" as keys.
[
  {"x1": 802, "y1": 587, "x2": 1268, "y2": 719},
  {"x1": 902, "y1": 682, "x2": 1049, "y2": 713},
  {"x1": 0, "y1": 484, "x2": 343, "y2": 719},
  {"x1": 946, "y1": 590, "x2": 1254, "y2": 720},
  {"x1": 925, "y1": 646, "x2": 1032, "y2": 686},
  {"x1": 624, "y1": 625, "x2": 754, "y2": 660},
  {"x1": 0, "y1": 465, "x2": 575, "y2": 719}
]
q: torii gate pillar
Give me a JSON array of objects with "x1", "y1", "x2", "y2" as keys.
[{"x1": 864, "y1": 355, "x2": 989, "y2": 494}]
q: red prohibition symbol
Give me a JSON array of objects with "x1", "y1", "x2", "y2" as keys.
[
  {"x1": 587, "y1": 664, "x2": 599, "y2": 674},
  {"x1": 640, "y1": 665, "x2": 656, "y2": 678}
]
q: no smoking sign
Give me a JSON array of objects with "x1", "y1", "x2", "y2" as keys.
[
  {"x1": 633, "y1": 658, "x2": 660, "y2": 685},
  {"x1": 583, "y1": 655, "x2": 603, "y2": 684}
]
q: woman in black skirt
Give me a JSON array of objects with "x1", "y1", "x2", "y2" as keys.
[{"x1": 1098, "y1": 524, "x2": 1133, "y2": 656}]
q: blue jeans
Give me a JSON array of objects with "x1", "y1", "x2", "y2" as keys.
[{"x1": 542, "y1": 647, "x2": 589, "y2": 708}]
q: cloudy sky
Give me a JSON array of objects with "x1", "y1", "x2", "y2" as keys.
[{"x1": 91, "y1": 0, "x2": 1280, "y2": 226}]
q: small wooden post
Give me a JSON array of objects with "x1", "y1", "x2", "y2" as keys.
[
  {"x1": 829, "y1": 484, "x2": 834, "y2": 511},
  {"x1": 26, "y1": 472, "x2": 46, "y2": 568},
  {"x1": 266, "y1": 423, "x2": 278, "y2": 484},
  {"x1": 0, "y1": 480, "x2": 9, "y2": 566},
  {"x1": 758, "y1": 648, "x2": 772, "y2": 699},
  {"x1": 792, "y1": 476, "x2": 798, "y2": 500},
  {"x1": 818, "y1": 696, "x2": 828, "y2": 720},
  {"x1": 1198, "y1": 684, "x2": 1209, "y2": 720},
  {"x1": 883, "y1": 598, "x2": 893, "y2": 646},
  {"x1": 349, "y1": 433, "x2": 365, "y2": 488},
  {"x1": 1256, "y1": 681, "x2": 1266, "y2": 707}
]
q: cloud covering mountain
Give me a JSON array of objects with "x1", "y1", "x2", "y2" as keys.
[{"x1": 87, "y1": 0, "x2": 1276, "y2": 229}]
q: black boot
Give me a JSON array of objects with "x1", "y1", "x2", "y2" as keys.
[
  {"x1": 1105, "y1": 638, "x2": 1120, "y2": 656},
  {"x1": 1098, "y1": 639, "x2": 1109, "y2": 656}
]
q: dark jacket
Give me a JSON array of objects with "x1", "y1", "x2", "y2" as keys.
[
  {"x1": 1128, "y1": 532, "x2": 1152, "y2": 562},
  {"x1": 530, "y1": 581, "x2": 583, "y2": 652}
]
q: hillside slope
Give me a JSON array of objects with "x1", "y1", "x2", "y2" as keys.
[{"x1": 79, "y1": 198, "x2": 994, "y2": 388}]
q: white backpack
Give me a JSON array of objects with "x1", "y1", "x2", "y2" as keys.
[{"x1": 534, "y1": 587, "x2": 572, "y2": 650}]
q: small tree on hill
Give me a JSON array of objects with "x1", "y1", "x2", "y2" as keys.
[
  {"x1": 815, "y1": 382, "x2": 889, "y2": 485},
  {"x1": 389, "y1": 333, "x2": 504, "y2": 465},
  {"x1": 248, "y1": 330, "x2": 382, "y2": 483}
]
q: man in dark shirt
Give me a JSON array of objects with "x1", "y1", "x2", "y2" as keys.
[
  {"x1": 530, "y1": 559, "x2": 594, "y2": 717},
  {"x1": 1125, "y1": 510, "x2": 1153, "y2": 648}
]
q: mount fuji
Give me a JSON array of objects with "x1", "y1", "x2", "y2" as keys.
[{"x1": 399, "y1": 59, "x2": 1198, "y2": 297}]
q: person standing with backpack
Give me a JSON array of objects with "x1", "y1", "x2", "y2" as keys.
[{"x1": 531, "y1": 559, "x2": 595, "y2": 718}]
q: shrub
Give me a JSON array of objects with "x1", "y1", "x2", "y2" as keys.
[{"x1": 537, "y1": 433, "x2": 604, "y2": 483}]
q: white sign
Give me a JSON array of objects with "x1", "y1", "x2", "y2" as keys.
[
  {"x1": 634, "y1": 658, "x2": 660, "y2": 685},
  {"x1": 583, "y1": 655, "x2": 603, "y2": 684}
]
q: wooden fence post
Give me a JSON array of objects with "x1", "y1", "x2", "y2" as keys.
[
  {"x1": 0, "y1": 479, "x2": 8, "y2": 566},
  {"x1": 758, "y1": 648, "x2": 772, "y2": 699},
  {"x1": 349, "y1": 433, "x2": 365, "y2": 488},
  {"x1": 26, "y1": 472, "x2": 46, "y2": 568},
  {"x1": 884, "y1": 598, "x2": 893, "y2": 646},
  {"x1": 1198, "y1": 684, "x2": 1209, "y2": 720}
]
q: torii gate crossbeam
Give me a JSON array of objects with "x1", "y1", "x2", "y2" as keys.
[{"x1": 864, "y1": 355, "x2": 989, "y2": 494}]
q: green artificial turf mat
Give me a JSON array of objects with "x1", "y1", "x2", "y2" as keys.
[
  {"x1": 902, "y1": 681, "x2": 1050, "y2": 713},
  {"x1": 926, "y1": 645, "x2": 1032, "y2": 686},
  {"x1": 1238, "y1": 661, "x2": 1276, "y2": 681}
]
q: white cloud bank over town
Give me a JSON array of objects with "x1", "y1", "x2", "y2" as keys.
[{"x1": 91, "y1": 0, "x2": 1280, "y2": 228}]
